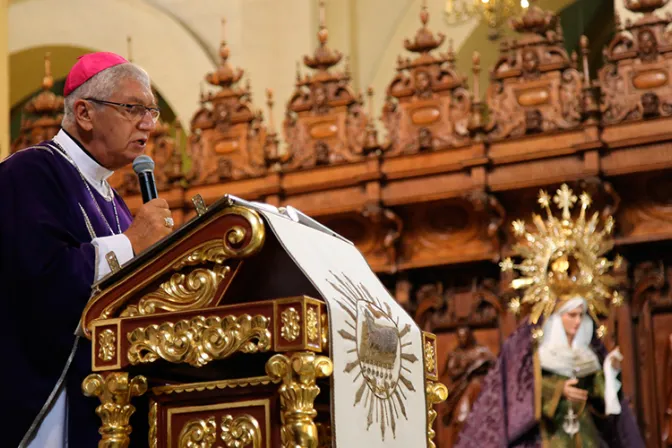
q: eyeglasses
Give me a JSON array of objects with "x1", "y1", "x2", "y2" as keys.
[{"x1": 85, "y1": 98, "x2": 161, "y2": 123}]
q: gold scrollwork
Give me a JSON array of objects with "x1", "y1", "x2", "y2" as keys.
[
  {"x1": 426, "y1": 381, "x2": 448, "y2": 448},
  {"x1": 221, "y1": 414, "x2": 262, "y2": 448},
  {"x1": 306, "y1": 308, "x2": 319, "y2": 342},
  {"x1": 226, "y1": 226, "x2": 247, "y2": 246},
  {"x1": 424, "y1": 340, "x2": 436, "y2": 374},
  {"x1": 178, "y1": 416, "x2": 217, "y2": 448},
  {"x1": 98, "y1": 329, "x2": 116, "y2": 362},
  {"x1": 266, "y1": 352, "x2": 333, "y2": 448},
  {"x1": 121, "y1": 265, "x2": 231, "y2": 317},
  {"x1": 173, "y1": 239, "x2": 232, "y2": 270},
  {"x1": 127, "y1": 314, "x2": 271, "y2": 367},
  {"x1": 320, "y1": 313, "x2": 329, "y2": 347},
  {"x1": 281, "y1": 308, "x2": 301, "y2": 342},
  {"x1": 149, "y1": 400, "x2": 158, "y2": 448},
  {"x1": 82, "y1": 372, "x2": 148, "y2": 448}
]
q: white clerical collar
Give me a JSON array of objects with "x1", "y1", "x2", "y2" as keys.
[{"x1": 53, "y1": 129, "x2": 114, "y2": 199}]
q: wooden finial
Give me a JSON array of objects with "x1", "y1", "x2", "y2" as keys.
[
  {"x1": 420, "y1": 0, "x2": 429, "y2": 26},
  {"x1": 266, "y1": 88, "x2": 276, "y2": 133},
  {"x1": 580, "y1": 35, "x2": 590, "y2": 84},
  {"x1": 221, "y1": 18, "x2": 227, "y2": 43},
  {"x1": 472, "y1": 51, "x2": 481, "y2": 99},
  {"x1": 367, "y1": 86, "x2": 375, "y2": 118},
  {"x1": 319, "y1": 0, "x2": 326, "y2": 28},
  {"x1": 126, "y1": 36, "x2": 133, "y2": 63},
  {"x1": 43, "y1": 52, "x2": 53, "y2": 90}
]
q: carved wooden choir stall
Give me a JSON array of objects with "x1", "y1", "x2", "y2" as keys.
[{"x1": 9, "y1": 0, "x2": 672, "y2": 446}]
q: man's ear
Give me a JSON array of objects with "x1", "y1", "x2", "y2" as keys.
[{"x1": 73, "y1": 99, "x2": 94, "y2": 131}]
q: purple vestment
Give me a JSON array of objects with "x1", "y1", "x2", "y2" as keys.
[
  {"x1": 0, "y1": 141, "x2": 135, "y2": 446},
  {"x1": 454, "y1": 321, "x2": 645, "y2": 448}
]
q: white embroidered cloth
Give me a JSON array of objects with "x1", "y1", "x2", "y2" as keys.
[{"x1": 258, "y1": 209, "x2": 427, "y2": 447}]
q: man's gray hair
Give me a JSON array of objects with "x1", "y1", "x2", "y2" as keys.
[{"x1": 62, "y1": 63, "x2": 152, "y2": 126}]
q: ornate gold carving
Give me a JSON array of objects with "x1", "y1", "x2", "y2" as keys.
[
  {"x1": 152, "y1": 375, "x2": 281, "y2": 396},
  {"x1": 266, "y1": 352, "x2": 334, "y2": 448},
  {"x1": 500, "y1": 184, "x2": 621, "y2": 324},
  {"x1": 424, "y1": 340, "x2": 436, "y2": 374},
  {"x1": 306, "y1": 308, "x2": 319, "y2": 342},
  {"x1": 98, "y1": 329, "x2": 116, "y2": 362},
  {"x1": 149, "y1": 400, "x2": 158, "y2": 448},
  {"x1": 81, "y1": 372, "x2": 148, "y2": 448},
  {"x1": 128, "y1": 314, "x2": 271, "y2": 367},
  {"x1": 221, "y1": 414, "x2": 262, "y2": 448},
  {"x1": 178, "y1": 417, "x2": 217, "y2": 448},
  {"x1": 227, "y1": 226, "x2": 246, "y2": 245},
  {"x1": 280, "y1": 308, "x2": 301, "y2": 342},
  {"x1": 121, "y1": 265, "x2": 230, "y2": 317},
  {"x1": 173, "y1": 240, "x2": 232, "y2": 270},
  {"x1": 426, "y1": 381, "x2": 448, "y2": 448}
]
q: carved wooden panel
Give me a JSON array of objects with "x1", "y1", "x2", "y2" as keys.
[
  {"x1": 599, "y1": 0, "x2": 672, "y2": 125},
  {"x1": 381, "y1": 6, "x2": 472, "y2": 157},
  {"x1": 10, "y1": 54, "x2": 63, "y2": 154},
  {"x1": 613, "y1": 171, "x2": 672, "y2": 245},
  {"x1": 281, "y1": 12, "x2": 371, "y2": 171},
  {"x1": 485, "y1": 5, "x2": 588, "y2": 141},
  {"x1": 186, "y1": 38, "x2": 271, "y2": 186},
  {"x1": 319, "y1": 205, "x2": 401, "y2": 274},
  {"x1": 397, "y1": 193, "x2": 504, "y2": 270},
  {"x1": 631, "y1": 259, "x2": 672, "y2": 448}
]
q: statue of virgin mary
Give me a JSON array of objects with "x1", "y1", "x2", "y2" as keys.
[{"x1": 454, "y1": 184, "x2": 644, "y2": 448}]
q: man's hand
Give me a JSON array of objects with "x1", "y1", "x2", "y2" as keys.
[
  {"x1": 563, "y1": 378, "x2": 588, "y2": 403},
  {"x1": 123, "y1": 198, "x2": 174, "y2": 254}
]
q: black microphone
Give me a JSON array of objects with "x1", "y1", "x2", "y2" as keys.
[{"x1": 132, "y1": 155, "x2": 158, "y2": 203}]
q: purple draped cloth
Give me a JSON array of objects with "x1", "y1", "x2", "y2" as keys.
[
  {"x1": 0, "y1": 141, "x2": 135, "y2": 446},
  {"x1": 454, "y1": 321, "x2": 645, "y2": 448}
]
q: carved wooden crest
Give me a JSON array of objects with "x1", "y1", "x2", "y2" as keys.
[
  {"x1": 187, "y1": 22, "x2": 271, "y2": 186},
  {"x1": 599, "y1": 0, "x2": 672, "y2": 124},
  {"x1": 282, "y1": 2, "x2": 369, "y2": 170},
  {"x1": 382, "y1": 4, "x2": 472, "y2": 157},
  {"x1": 11, "y1": 53, "x2": 64, "y2": 153},
  {"x1": 486, "y1": 3, "x2": 586, "y2": 140}
]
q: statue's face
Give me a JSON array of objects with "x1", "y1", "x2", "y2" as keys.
[
  {"x1": 456, "y1": 327, "x2": 469, "y2": 347},
  {"x1": 522, "y1": 49, "x2": 539, "y2": 73},
  {"x1": 561, "y1": 305, "x2": 584, "y2": 340},
  {"x1": 639, "y1": 30, "x2": 656, "y2": 55}
]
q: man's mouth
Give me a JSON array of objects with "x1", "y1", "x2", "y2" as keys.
[{"x1": 134, "y1": 138, "x2": 148, "y2": 147}]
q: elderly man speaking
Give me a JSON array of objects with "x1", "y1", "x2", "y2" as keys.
[{"x1": 1, "y1": 52, "x2": 174, "y2": 447}]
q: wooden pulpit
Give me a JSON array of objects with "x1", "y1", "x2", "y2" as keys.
[{"x1": 80, "y1": 194, "x2": 447, "y2": 448}]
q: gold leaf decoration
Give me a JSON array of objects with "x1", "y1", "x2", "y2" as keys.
[
  {"x1": 127, "y1": 314, "x2": 271, "y2": 367},
  {"x1": 98, "y1": 329, "x2": 116, "y2": 362},
  {"x1": 502, "y1": 183, "x2": 621, "y2": 324},
  {"x1": 121, "y1": 265, "x2": 230, "y2": 317},
  {"x1": 221, "y1": 414, "x2": 262, "y2": 448},
  {"x1": 178, "y1": 417, "x2": 217, "y2": 448},
  {"x1": 280, "y1": 308, "x2": 301, "y2": 342},
  {"x1": 306, "y1": 308, "x2": 319, "y2": 342},
  {"x1": 424, "y1": 341, "x2": 436, "y2": 373}
]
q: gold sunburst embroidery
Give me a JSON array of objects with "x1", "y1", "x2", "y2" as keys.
[{"x1": 327, "y1": 272, "x2": 418, "y2": 441}]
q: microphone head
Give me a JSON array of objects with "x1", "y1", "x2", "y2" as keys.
[{"x1": 132, "y1": 155, "x2": 155, "y2": 174}]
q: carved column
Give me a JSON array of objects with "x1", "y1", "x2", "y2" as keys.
[
  {"x1": 266, "y1": 351, "x2": 334, "y2": 448},
  {"x1": 82, "y1": 372, "x2": 148, "y2": 448},
  {"x1": 426, "y1": 381, "x2": 448, "y2": 448}
]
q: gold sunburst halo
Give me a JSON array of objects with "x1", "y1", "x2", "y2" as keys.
[
  {"x1": 502, "y1": 184, "x2": 622, "y2": 324},
  {"x1": 327, "y1": 271, "x2": 419, "y2": 441}
]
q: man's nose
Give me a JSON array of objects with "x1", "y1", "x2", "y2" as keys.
[{"x1": 138, "y1": 113, "x2": 157, "y2": 131}]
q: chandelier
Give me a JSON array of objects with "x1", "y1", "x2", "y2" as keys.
[{"x1": 445, "y1": 0, "x2": 530, "y2": 39}]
